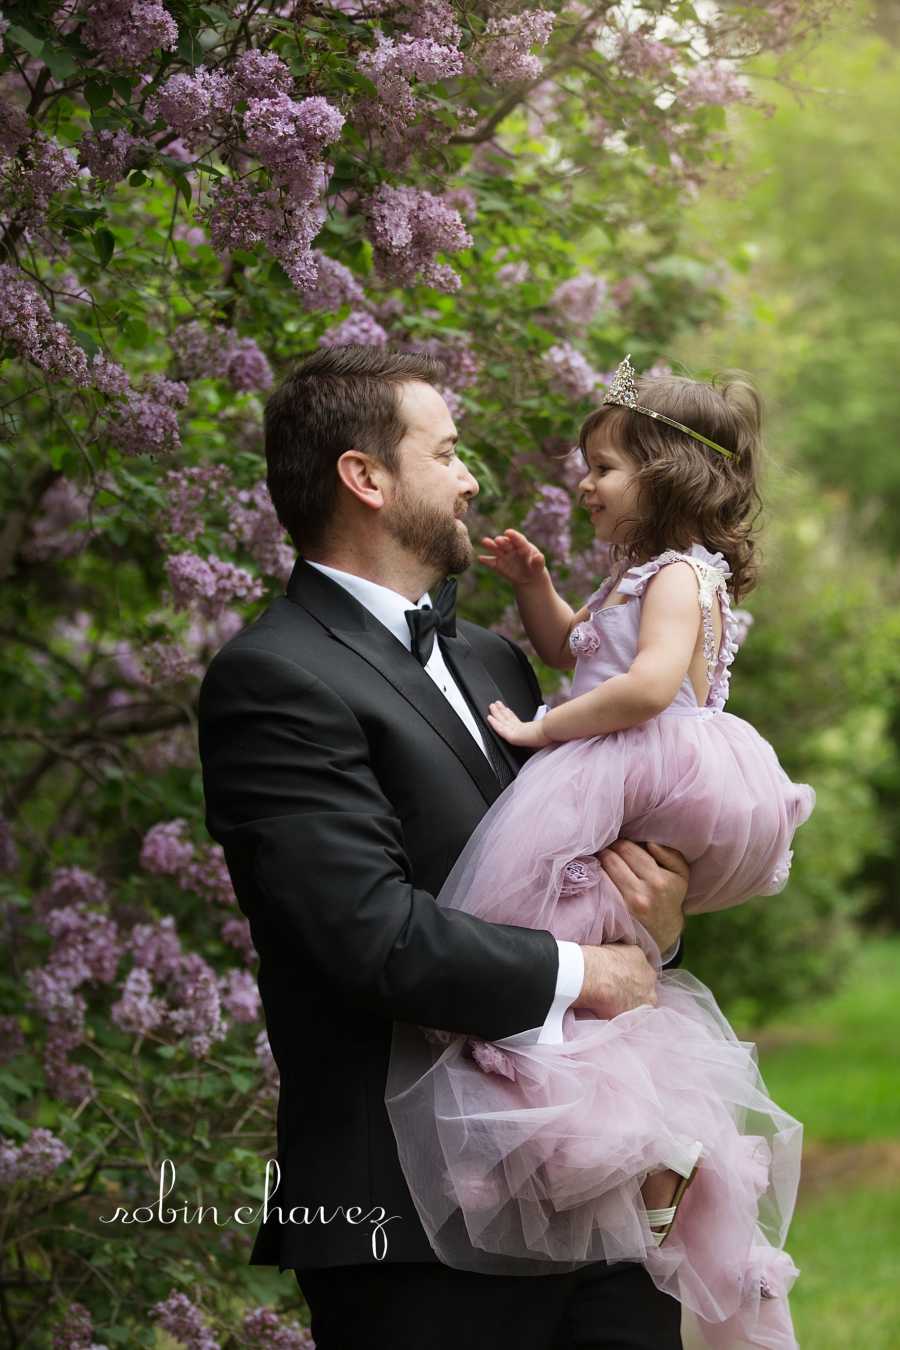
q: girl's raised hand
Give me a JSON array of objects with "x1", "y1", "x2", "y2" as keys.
[{"x1": 478, "y1": 528, "x2": 547, "y2": 587}]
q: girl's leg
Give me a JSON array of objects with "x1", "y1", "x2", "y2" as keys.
[{"x1": 641, "y1": 1162, "x2": 701, "y2": 1246}]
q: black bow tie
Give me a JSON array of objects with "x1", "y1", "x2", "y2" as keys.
[{"x1": 405, "y1": 577, "x2": 458, "y2": 666}]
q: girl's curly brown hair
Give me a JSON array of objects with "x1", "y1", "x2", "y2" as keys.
[{"x1": 578, "y1": 371, "x2": 763, "y2": 601}]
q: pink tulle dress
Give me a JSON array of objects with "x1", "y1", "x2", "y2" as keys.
[{"x1": 385, "y1": 544, "x2": 815, "y2": 1350}]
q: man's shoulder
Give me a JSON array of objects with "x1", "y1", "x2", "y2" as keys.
[
  {"x1": 457, "y1": 617, "x2": 529, "y2": 668},
  {"x1": 202, "y1": 596, "x2": 324, "y2": 688}
]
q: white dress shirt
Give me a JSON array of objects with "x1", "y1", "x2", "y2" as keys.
[{"x1": 305, "y1": 559, "x2": 584, "y2": 1045}]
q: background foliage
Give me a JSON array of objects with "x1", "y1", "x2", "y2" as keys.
[{"x1": 2, "y1": 0, "x2": 890, "y2": 1345}]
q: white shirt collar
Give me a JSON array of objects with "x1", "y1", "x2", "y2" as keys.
[{"x1": 304, "y1": 560, "x2": 433, "y2": 651}]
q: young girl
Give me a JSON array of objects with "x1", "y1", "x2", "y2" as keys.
[{"x1": 384, "y1": 358, "x2": 814, "y2": 1350}]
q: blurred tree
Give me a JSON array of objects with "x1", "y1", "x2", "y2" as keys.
[{"x1": 671, "y1": 2, "x2": 900, "y2": 939}]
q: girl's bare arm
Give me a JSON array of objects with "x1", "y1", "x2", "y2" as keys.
[{"x1": 488, "y1": 563, "x2": 701, "y2": 747}]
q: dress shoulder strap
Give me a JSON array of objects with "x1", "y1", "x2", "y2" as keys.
[{"x1": 618, "y1": 546, "x2": 733, "y2": 700}]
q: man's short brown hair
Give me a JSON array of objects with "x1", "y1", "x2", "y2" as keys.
[{"x1": 265, "y1": 345, "x2": 444, "y2": 554}]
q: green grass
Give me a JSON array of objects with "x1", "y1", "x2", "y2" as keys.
[
  {"x1": 740, "y1": 939, "x2": 900, "y2": 1348},
  {"x1": 750, "y1": 938, "x2": 900, "y2": 1142},
  {"x1": 787, "y1": 1185, "x2": 900, "y2": 1348}
]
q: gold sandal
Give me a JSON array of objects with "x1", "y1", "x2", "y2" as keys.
[{"x1": 646, "y1": 1160, "x2": 700, "y2": 1247}]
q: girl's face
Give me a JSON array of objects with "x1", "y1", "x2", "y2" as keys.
[{"x1": 577, "y1": 430, "x2": 642, "y2": 545}]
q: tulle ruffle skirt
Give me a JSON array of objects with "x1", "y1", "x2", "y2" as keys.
[{"x1": 386, "y1": 711, "x2": 814, "y2": 1349}]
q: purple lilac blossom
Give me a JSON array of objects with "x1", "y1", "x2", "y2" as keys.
[
  {"x1": 167, "y1": 953, "x2": 228, "y2": 1057},
  {"x1": 14, "y1": 136, "x2": 79, "y2": 219},
  {"x1": 51, "y1": 1301, "x2": 109, "y2": 1350},
  {"x1": 82, "y1": 0, "x2": 178, "y2": 70},
  {"x1": 159, "y1": 464, "x2": 233, "y2": 543},
  {"x1": 610, "y1": 276, "x2": 639, "y2": 309},
  {"x1": 151, "y1": 1291, "x2": 220, "y2": 1350},
  {"x1": 37, "y1": 866, "x2": 109, "y2": 914},
  {"x1": 0, "y1": 1128, "x2": 70, "y2": 1184},
  {"x1": 219, "y1": 969, "x2": 261, "y2": 1024},
  {"x1": 165, "y1": 552, "x2": 265, "y2": 619},
  {"x1": 45, "y1": 904, "x2": 121, "y2": 985},
  {"x1": 23, "y1": 478, "x2": 91, "y2": 562},
  {"x1": 241, "y1": 1307, "x2": 315, "y2": 1348},
  {"x1": 543, "y1": 341, "x2": 599, "y2": 400},
  {"x1": 551, "y1": 272, "x2": 608, "y2": 329},
  {"x1": 226, "y1": 481, "x2": 294, "y2": 582},
  {"x1": 243, "y1": 94, "x2": 344, "y2": 175},
  {"x1": 358, "y1": 33, "x2": 463, "y2": 128},
  {"x1": 616, "y1": 32, "x2": 672, "y2": 77},
  {"x1": 319, "y1": 311, "x2": 388, "y2": 347},
  {"x1": 522, "y1": 485, "x2": 572, "y2": 564},
  {"x1": 406, "y1": 337, "x2": 479, "y2": 391},
  {"x1": 479, "y1": 10, "x2": 555, "y2": 83},
  {"x1": 255, "y1": 1028, "x2": 279, "y2": 1087},
  {"x1": 225, "y1": 337, "x2": 273, "y2": 393},
  {"x1": 221, "y1": 915, "x2": 256, "y2": 965},
  {"x1": 231, "y1": 48, "x2": 294, "y2": 99},
  {"x1": 148, "y1": 66, "x2": 233, "y2": 145},
  {"x1": 0, "y1": 265, "x2": 90, "y2": 385},
  {"x1": 680, "y1": 63, "x2": 750, "y2": 109},
  {"x1": 365, "y1": 185, "x2": 472, "y2": 291},
  {"x1": 732, "y1": 608, "x2": 754, "y2": 647},
  {"x1": 105, "y1": 374, "x2": 188, "y2": 456},
  {"x1": 77, "y1": 128, "x2": 144, "y2": 182},
  {"x1": 0, "y1": 97, "x2": 30, "y2": 160},
  {"x1": 111, "y1": 967, "x2": 166, "y2": 1036},
  {"x1": 300, "y1": 251, "x2": 365, "y2": 312},
  {"x1": 142, "y1": 640, "x2": 201, "y2": 687},
  {"x1": 91, "y1": 352, "x2": 131, "y2": 396},
  {"x1": 407, "y1": 0, "x2": 462, "y2": 47},
  {"x1": 140, "y1": 819, "x2": 195, "y2": 876},
  {"x1": 169, "y1": 320, "x2": 230, "y2": 380},
  {"x1": 497, "y1": 260, "x2": 530, "y2": 285},
  {"x1": 185, "y1": 845, "x2": 235, "y2": 907},
  {"x1": 130, "y1": 915, "x2": 183, "y2": 982}
]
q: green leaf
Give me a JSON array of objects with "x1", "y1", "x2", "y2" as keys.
[
  {"x1": 85, "y1": 80, "x2": 114, "y2": 110},
  {"x1": 71, "y1": 327, "x2": 99, "y2": 359},
  {"x1": 5, "y1": 24, "x2": 44, "y2": 59},
  {"x1": 0, "y1": 1104, "x2": 29, "y2": 1138},
  {"x1": 128, "y1": 171, "x2": 148, "y2": 187},
  {"x1": 122, "y1": 317, "x2": 150, "y2": 348},
  {"x1": 93, "y1": 227, "x2": 116, "y2": 268},
  {"x1": 42, "y1": 45, "x2": 79, "y2": 80}
]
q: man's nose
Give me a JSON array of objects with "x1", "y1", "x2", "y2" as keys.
[{"x1": 460, "y1": 464, "x2": 479, "y2": 498}]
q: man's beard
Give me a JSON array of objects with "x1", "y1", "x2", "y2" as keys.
[{"x1": 382, "y1": 476, "x2": 474, "y2": 577}]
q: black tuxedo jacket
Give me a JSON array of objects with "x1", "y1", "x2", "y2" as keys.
[{"x1": 198, "y1": 559, "x2": 563, "y2": 1270}]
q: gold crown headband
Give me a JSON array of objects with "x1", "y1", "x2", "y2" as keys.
[{"x1": 601, "y1": 355, "x2": 734, "y2": 461}]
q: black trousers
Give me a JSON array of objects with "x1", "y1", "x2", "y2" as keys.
[{"x1": 295, "y1": 1260, "x2": 683, "y2": 1349}]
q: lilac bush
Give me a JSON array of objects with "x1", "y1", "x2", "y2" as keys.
[{"x1": 0, "y1": 0, "x2": 842, "y2": 1343}]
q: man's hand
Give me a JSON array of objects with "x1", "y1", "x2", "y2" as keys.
[
  {"x1": 598, "y1": 840, "x2": 689, "y2": 954},
  {"x1": 575, "y1": 943, "x2": 658, "y2": 1018}
]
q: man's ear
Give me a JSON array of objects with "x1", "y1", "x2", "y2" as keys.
[{"x1": 336, "y1": 449, "x2": 388, "y2": 511}]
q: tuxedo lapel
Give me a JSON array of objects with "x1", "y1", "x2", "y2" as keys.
[
  {"x1": 286, "y1": 560, "x2": 505, "y2": 805},
  {"x1": 439, "y1": 631, "x2": 521, "y2": 784}
]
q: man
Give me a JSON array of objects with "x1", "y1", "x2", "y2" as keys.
[{"x1": 198, "y1": 346, "x2": 689, "y2": 1348}]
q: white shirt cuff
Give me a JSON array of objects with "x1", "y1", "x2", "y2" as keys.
[
  {"x1": 660, "y1": 936, "x2": 681, "y2": 966},
  {"x1": 494, "y1": 940, "x2": 584, "y2": 1048}
]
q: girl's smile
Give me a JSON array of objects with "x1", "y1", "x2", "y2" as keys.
[{"x1": 577, "y1": 433, "x2": 641, "y2": 543}]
